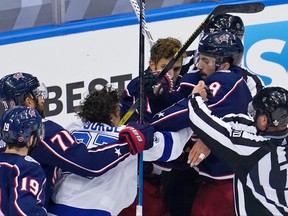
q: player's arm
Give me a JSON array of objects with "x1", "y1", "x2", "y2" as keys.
[
  {"x1": 147, "y1": 71, "x2": 201, "y2": 114},
  {"x1": 33, "y1": 120, "x2": 155, "y2": 177},
  {"x1": 143, "y1": 127, "x2": 194, "y2": 162},
  {"x1": 187, "y1": 82, "x2": 267, "y2": 169},
  {"x1": 32, "y1": 120, "x2": 132, "y2": 177}
]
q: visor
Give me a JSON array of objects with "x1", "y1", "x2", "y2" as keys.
[
  {"x1": 33, "y1": 82, "x2": 48, "y2": 99},
  {"x1": 247, "y1": 101, "x2": 256, "y2": 119}
]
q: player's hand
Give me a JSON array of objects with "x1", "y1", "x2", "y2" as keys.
[
  {"x1": 152, "y1": 72, "x2": 173, "y2": 96},
  {"x1": 144, "y1": 71, "x2": 173, "y2": 96},
  {"x1": 143, "y1": 71, "x2": 155, "y2": 95},
  {"x1": 119, "y1": 122, "x2": 154, "y2": 155},
  {"x1": 192, "y1": 80, "x2": 212, "y2": 100},
  {"x1": 187, "y1": 139, "x2": 211, "y2": 166}
]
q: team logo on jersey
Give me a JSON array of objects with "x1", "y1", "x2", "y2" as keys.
[
  {"x1": 28, "y1": 108, "x2": 36, "y2": 117},
  {"x1": 13, "y1": 72, "x2": 24, "y2": 80},
  {"x1": 25, "y1": 155, "x2": 38, "y2": 163},
  {"x1": 153, "y1": 134, "x2": 160, "y2": 143}
]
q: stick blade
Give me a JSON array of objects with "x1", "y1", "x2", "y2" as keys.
[{"x1": 215, "y1": 2, "x2": 265, "y2": 15}]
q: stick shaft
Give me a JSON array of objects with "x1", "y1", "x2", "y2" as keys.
[
  {"x1": 119, "y1": 2, "x2": 265, "y2": 125},
  {"x1": 129, "y1": 0, "x2": 154, "y2": 47},
  {"x1": 136, "y1": 0, "x2": 145, "y2": 215}
]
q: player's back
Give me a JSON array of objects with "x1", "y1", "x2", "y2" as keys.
[
  {"x1": 0, "y1": 153, "x2": 46, "y2": 216},
  {"x1": 50, "y1": 120, "x2": 137, "y2": 216}
]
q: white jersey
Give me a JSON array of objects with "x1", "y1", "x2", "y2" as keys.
[{"x1": 50, "y1": 120, "x2": 192, "y2": 215}]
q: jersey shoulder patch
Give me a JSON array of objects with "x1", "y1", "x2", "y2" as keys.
[{"x1": 24, "y1": 155, "x2": 40, "y2": 164}]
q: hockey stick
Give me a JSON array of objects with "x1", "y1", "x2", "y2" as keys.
[
  {"x1": 129, "y1": 0, "x2": 154, "y2": 47},
  {"x1": 0, "y1": 100, "x2": 8, "y2": 118},
  {"x1": 136, "y1": 0, "x2": 145, "y2": 215},
  {"x1": 119, "y1": 2, "x2": 265, "y2": 125}
]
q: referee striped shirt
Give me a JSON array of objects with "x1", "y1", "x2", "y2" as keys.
[{"x1": 188, "y1": 94, "x2": 288, "y2": 215}]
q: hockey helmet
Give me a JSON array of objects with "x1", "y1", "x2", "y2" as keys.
[
  {"x1": 0, "y1": 106, "x2": 45, "y2": 148},
  {"x1": 198, "y1": 31, "x2": 244, "y2": 67},
  {"x1": 250, "y1": 87, "x2": 288, "y2": 127},
  {"x1": 203, "y1": 14, "x2": 244, "y2": 39},
  {"x1": 0, "y1": 72, "x2": 47, "y2": 107}
]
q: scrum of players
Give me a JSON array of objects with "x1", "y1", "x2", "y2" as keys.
[{"x1": 0, "y1": 12, "x2": 287, "y2": 216}]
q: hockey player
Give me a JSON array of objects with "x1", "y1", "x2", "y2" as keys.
[
  {"x1": 151, "y1": 31, "x2": 252, "y2": 131},
  {"x1": 0, "y1": 106, "x2": 47, "y2": 215},
  {"x1": 121, "y1": 14, "x2": 264, "y2": 216},
  {"x1": 158, "y1": 14, "x2": 264, "y2": 215},
  {"x1": 122, "y1": 15, "x2": 263, "y2": 124},
  {"x1": 48, "y1": 86, "x2": 193, "y2": 215},
  {"x1": 120, "y1": 37, "x2": 189, "y2": 215},
  {"x1": 150, "y1": 31, "x2": 253, "y2": 216},
  {"x1": 0, "y1": 72, "x2": 162, "y2": 207},
  {"x1": 180, "y1": 14, "x2": 264, "y2": 97},
  {"x1": 121, "y1": 37, "x2": 185, "y2": 123},
  {"x1": 188, "y1": 81, "x2": 288, "y2": 215}
]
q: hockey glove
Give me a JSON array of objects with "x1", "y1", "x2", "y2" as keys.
[
  {"x1": 119, "y1": 122, "x2": 154, "y2": 155},
  {"x1": 144, "y1": 71, "x2": 173, "y2": 96},
  {"x1": 152, "y1": 73, "x2": 173, "y2": 96},
  {"x1": 143, "y1": 71, "x2": 155, "y2": 96}
]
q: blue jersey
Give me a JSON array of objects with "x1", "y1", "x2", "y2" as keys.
[
  {"x1": 152, "y1": 65, "x2": 262, "y2": 115},
  {"x1": 151, "y1": 66, "x2": 252, "y2": 178},
  {"x1": 0, "y1": 153, "x2": 47, "y2": 215},
  {"x1": 151, "y1": 67, "x2": 252, "y2": 130}
]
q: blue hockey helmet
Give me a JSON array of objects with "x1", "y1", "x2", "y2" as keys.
[
  {"x1": 0, "y1": 106, "x2": 45, "y2": 148},
  {"x1": 249, "y1": 87, "x2": 288, "y2": 127},
  {"x1": 203, "y1": 14, "x2": 245, "y2": 39},
  {"x1": 0, "y1": 72, "x2": 47, "y2": 108},
  {"x1": 198, "y1": 31, "x2": 244, "y2": 67}
]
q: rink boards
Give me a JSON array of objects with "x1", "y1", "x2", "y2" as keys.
[{"x1": 0, "y1": 0, "x2": 287, "y2": 126}]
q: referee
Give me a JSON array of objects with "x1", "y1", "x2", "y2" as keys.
[{"x1": 188, "y1": 81, "x2": 288, "y2": 216}]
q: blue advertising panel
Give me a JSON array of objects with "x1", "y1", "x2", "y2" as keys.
[{"x1": 244, "y1": 21, "x2": 288, "y2": 86}]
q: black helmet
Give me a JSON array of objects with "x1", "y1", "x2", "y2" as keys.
[
  {"x1": 0, "y1": 72, "x2": 46, "y2": 107},
  {"x1": 0, "y1": 106, "x2": 44, "y2": 148},
  {"x1": 251, "y1": 87, "x2": 288, "y2": 127},
  {"x1": 198, "y1": 31, "x2": 244, "y2": 67},
  {"x1": 204, "y1": 14, "x2": 245, "y2": 39}
]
